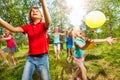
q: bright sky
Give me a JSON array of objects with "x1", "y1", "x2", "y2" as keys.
[
  {"x1": 46, "y1": 0, "x2": 88, "y2": 28},
  {"x1": 66, "y1": 0, "x2": 88, "y2": 28}
]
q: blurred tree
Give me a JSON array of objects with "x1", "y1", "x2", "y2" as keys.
[
  {"x1": 48, "y1": 0, "x2": 71, "y2": 32},
  {"x1": 0, "y1": 0, "x2": 41, "y2": 47},
  {"x1": 83, "y1": 0, "x2": 120, "y2": 38}
]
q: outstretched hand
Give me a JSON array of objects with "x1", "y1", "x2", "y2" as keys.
[
  {"x1": 106, "y1": 37, "x2": 117, "y2": 45},
  {"x1": 112, "y1": 38, "x2": 117, "y2": 43}
]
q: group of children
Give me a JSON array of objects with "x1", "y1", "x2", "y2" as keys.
[
  {"x1": 52, "y1": 27, "x2": 116, "y2": 80},
  {"x1": 0, "y1": 0, "x2": 117, "y2": 80},
  {"x1": 52, "y1": 27, "x2": 74, "y2": 62}
]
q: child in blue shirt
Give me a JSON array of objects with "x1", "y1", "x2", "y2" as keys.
[{"x1": 66, "y1": 31, "x2": 74, "y2": 63}]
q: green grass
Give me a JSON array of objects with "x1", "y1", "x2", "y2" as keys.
[{"x1": 0, "y1": 42, "x2": 120, "y2": 80}]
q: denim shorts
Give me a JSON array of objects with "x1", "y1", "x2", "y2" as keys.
[{"x1": 22, "y1": 53, "x2": 50, "y2": 80}]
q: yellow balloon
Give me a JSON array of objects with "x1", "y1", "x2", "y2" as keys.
[{"x1": 85, "y1": 11, "x2": 106, "y2": 28}]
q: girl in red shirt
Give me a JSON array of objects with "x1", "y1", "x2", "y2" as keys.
[{"x1": 0, "y1": 29, "x2": 18, "y2": 66}]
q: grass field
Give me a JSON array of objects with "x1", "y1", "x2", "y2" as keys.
[{"x1": 0, "y1": 42, "x2": 120, "y2": 80}]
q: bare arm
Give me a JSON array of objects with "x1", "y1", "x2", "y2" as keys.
[
  {"x1": 0, "y1": 18, "x2": 24, "y2": 33},
  {"x1": 93, "y1": 39, "x2": 107, "y2": 43},
  {"x1": 40, "y1": 0, "x2": 51, "y2": 28},
  {"x1": 0, "y1": 35, "x2": 12, "y2": 41},
  {"x1": 93, "y1": 37, "x2": 117, "y2": 45},
  {"x1": 59, "y1": 33, "x2": 65, "y2": 36}
]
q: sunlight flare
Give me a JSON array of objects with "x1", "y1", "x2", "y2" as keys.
[{"x1": 66, "y1": 0, "x2": 88, "y2": 28}]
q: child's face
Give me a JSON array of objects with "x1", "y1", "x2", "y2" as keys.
[
  {"x1": 30, "y1": 8, "x2": 42, "y2": 20},
  {"x1": 5, "y1": 29, "x2": 10, "y2": 35},
  {"x1": 68, "y1": 31, "x2": 72, "y2": 36},
  {"x1": 80, "y1": 31, "x2": 86, "y2": 37},
  {"x1": 55, "y1": 28, "x2": 58, "y2": 32},
  {"x1": 76, "y1": 30, "x2": 86, "y2": 38}
]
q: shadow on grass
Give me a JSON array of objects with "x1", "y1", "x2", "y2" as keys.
[
  {"x1": 86, "y1": 54, "x2": 104, "y2": 61},
  {"x1": 88, "y1": 68, "x2": 107, "y2": 80},
  {"x1": 0, "y1": 62, "x2": 25, "y2": 80},
  {"x1": 0, "y1": 53, "x2": 27, "y2": 80}
]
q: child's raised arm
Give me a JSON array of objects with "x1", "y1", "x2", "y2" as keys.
[
  {"x1": 0, "y1": 18, "x2": 24, "y2": 33},
  {"x1": 39, "y1": 0, "x2": 51, "y2": 28}
]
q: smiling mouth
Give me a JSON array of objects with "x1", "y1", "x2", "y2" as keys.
[{"x1": 33, "y1": 14, "x2": 37, "y2": 15}]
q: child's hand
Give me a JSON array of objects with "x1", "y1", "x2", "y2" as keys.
[
  {"x1": 112, "y1": 38, "x2": 117, "y2": 43},
  {"x1": 106, "y1": 37, "x2": 117, "y2": 45},
  {"x1": 86, "y1": 38, "x2": 93, "y2": 45},
  {"x1": 111, "y1": 38, "x2": 117, "y2": 44}
]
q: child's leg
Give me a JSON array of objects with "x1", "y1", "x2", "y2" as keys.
[
  {"x1": 54, "y1": 45, "x2": 58, "y2": 59},
  {"x1": 60, "y1": 42, "x2": 63, "y2": 54},
  {"x1": 74, "y1": 68, "x2": 81, "y2": 77},
  {"x1": 74, "y1": 57, "x2": 87, "y2": 80},
  {"x1": 68, "y1": 48, "x2": 71, "y2": 57},
  {"x1": 70, "y1": 48, "x2": 74, "y2": 61},
  {"x1": 8, "y1": 53, "x2": 16, "y2": 65},
  {"x1": 79, "y1": 63, "x2": 87, "y2": 80},
  {"x1": 71, "y1": 48, "x2": 74, "y2": 56},
  {"x1": 57, "y1": 44, "x2": 61, "y2": 59},
  {"x1": 0, "y1": 50, "x2": 8, "y2": 65},
  {"x1": 0, "y1": 50, "x2": 7, "y2": 61},
  {"x1": 67, "y1": 48, "x2": 71, "y2": 60},
  {"x1": 67, "y1": 49, "x2": 70, "y2": 62}
]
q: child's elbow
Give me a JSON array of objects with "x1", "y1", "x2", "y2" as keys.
[
  {"x1": 45, "y1": 21, "x2": 51, "y2": 27},
  {"x1": 47, "y1": 19, "x2": 51, "y2": 26}
]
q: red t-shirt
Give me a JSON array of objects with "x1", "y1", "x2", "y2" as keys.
[
  {"x1": 21, "y1": 22, "x2": 48, "y2": 55},
  {"x1": 47, "y1": 36, "x2": 50, "y2": 50},
  {"x1": 4, "y1": 35, "x2": 16, "y2": 48}
]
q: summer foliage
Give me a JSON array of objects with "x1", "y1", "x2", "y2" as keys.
[{"x1": 0, "y1": 0, "x2": 120, "y2": 80}]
